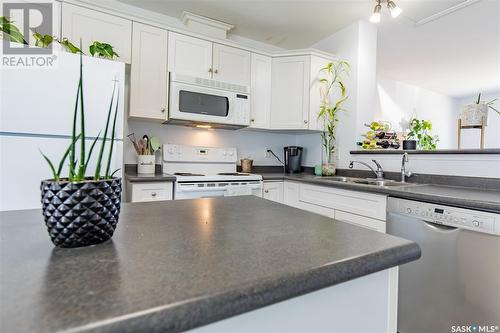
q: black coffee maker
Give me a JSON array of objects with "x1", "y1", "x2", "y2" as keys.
[{"x1": 284, "y1": 146, "x2": 303, "y2": 173}]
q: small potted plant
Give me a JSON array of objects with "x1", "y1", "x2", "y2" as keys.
[
  {"x1": 40, "y1": 54, "x2": 122, "y2": 248},
  {"x1": 317, "y1": 60, "x2": 350, "y2": 176},
  {"x1": 460, "y1": 93, "x2": 498, "y2": 126},
  {"x1": 404, "y1": 118, "x2": 439, "y2": 150}
]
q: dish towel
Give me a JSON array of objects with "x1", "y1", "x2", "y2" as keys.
[{"x1": 224, "y1": 186, "x2": 253, "y2": 197}]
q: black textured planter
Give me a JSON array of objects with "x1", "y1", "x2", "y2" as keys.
[
  {"x1": 40, "y1": 178, "x2": 122, "y2": 248},
  {"x1": 403, "y1": 140, "x2": 417, "y2": 150}
]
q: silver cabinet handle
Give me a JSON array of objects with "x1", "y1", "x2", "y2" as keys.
[
  {"x1": 161, "y1": 108, "x2": 165, "y2": 113},
  {"x1": 208, "y1": 68, "x2": 213, "y2": 73},
  {"x1": 264, "y1": 190, "x2": 269, "y2": 193},
  {"x1": 250, "y1": 119, "x2": 255, "y2": 122},
  {"x1": 304, "y1": 120, "x2": 308, "y2": 124},
  {"x1": 214, "y1": 69, "x2": 219, "y2": 74},
  {"x1": 151, "y1": 192, "x2": 157, "y2": 197}
]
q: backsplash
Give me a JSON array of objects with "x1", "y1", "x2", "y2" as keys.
[{"x1": 125, "y1": 120, "x2": 322, "y2": 167}]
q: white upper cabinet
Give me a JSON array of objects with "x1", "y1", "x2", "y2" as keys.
[
  {"x1": 61, "y1": 3, "x2": 132, "y2": 63},
  {"x1": 168, "y1": 32, "x2": 213, "y2": 79},
  {"x1": 212, "y1": 44, "x2": 251, "y2": 86},
  {"x1": 129, "y1": 22, "x2": 168, "y2": 120},
  {"x1": 250, "y1": 54, "x2": 272, "y2": 128},
  {"x1": 270, "y1": 56, "x2": 311, "y2": 129}
]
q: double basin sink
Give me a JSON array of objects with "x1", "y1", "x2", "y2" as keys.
[{"x1": 321, "y1": 176, "x2": 414, "y2": 187}]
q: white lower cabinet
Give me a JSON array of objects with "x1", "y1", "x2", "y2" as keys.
[
  {"x1": 262, "y1": 181, "x2": 284, "y2": 203},
  {"x1": 127, "y1": 181, "x2": 173, "y2": 203},
  {"x1": 283, "y1": 181, "x2": 387, "y2": 232}
]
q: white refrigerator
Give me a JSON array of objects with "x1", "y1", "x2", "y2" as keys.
[{"x1": 0, "y1": 48, "x2": 125, "y2": 211}]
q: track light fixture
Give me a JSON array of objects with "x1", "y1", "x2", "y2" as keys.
[{"x1": 370, "y1": 0, "x2": 402, "y2": 23}]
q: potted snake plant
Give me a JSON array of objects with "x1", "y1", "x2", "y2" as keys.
[{"x1": 40, "y1": 53, "x2": 122, "y2": 248}]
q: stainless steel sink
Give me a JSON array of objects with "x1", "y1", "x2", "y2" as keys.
[
  {"x1": 321, "y1": 176, "x2": 414, "y2": 187},
  {"x1": 351, "y1": 179, "x2": 409, "y2": 187},
  {"x1": 321, "y1": 176, "x2": 350, "y2": 182}
]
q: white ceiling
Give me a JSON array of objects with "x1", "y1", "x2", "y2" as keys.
[
  {"x1": 118, "y1": 0, "x2": 468, "y2": 49},
  {"x1": 377, "y1": 0, "x2": 500, "y2": 98},
  {"x1": 118, "y1": 0, "x2": 500, "y2": 97}
]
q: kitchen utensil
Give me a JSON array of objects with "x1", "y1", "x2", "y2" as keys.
[
  {"x1": 138, "y1": 139, "x2": 147, "y2": 155},
  {"x1": 150, "y1": 137, "x2": 161, "y2": 153},
  {"x1": 127, "y1": 133, "x2": 140, "y2": 155},
  {"x1": 142, "y1": 135, "x2": 150, "y2": 155}
]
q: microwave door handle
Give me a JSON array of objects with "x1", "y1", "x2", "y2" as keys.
[{"x1": 226, "y1": 97, "x2": 229, "y2": 117}]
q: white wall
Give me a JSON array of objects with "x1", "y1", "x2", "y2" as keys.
[
  {"x1": 457, "y1": 91, "x2": 500, "y2": 149},
  {"x1": 124, "y1": 120, "x2": 315, "y2": 167},
  {"x1": 375, "y1": 78, "x2": 458, "y2": 149},
  {"x1": 311, "y1": 20, "x2": 378, "y2": 169}
]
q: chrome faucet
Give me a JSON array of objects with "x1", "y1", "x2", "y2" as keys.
[
  {"x1": 401, "y1": 152, "x2": 412, "y2": 183},
  {"x1": 349, "y1": 159, "x2": 385, "y2": 180}
]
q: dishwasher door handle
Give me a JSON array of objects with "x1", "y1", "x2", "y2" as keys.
[{"x1": 423, "y1": 220, "x2": 459, "y2": 233}]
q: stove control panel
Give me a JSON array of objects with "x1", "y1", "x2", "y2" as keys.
[
  {"x1": 163, "y1": 144, "x2": 237, "y2": 163},
  {"x1": 389, "y1": 198, "x2": 500, "y2": 236}
]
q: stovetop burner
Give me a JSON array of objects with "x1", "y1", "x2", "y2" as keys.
[
  {"x1": 217, "y1": 172, "x2": 250, "y2": 176},
  {"x1": 174, "y1": 173, "x2": 205, "y2": 176}
]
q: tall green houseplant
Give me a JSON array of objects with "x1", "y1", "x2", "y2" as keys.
[{"x1": 317, "y1": 60, "x2": 350, "y2": 176}]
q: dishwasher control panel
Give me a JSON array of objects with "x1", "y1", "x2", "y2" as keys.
[{"x1": 388, "y1": 198, "x2": 500, "y2": 236}]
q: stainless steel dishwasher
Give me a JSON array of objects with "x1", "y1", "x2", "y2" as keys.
[{"x1": 387, "y1": 198, "x2": 500, "y2": 333}]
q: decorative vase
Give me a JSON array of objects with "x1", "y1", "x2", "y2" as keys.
[
  {"x1": 321, "y1": 150, "x2": 336, "y2": 176},
  {"x1": 137, "y1": 155, "x2": 155, "y2": 174},
  {"x1": 40, "y1": 178, "x2": 122, "y2": 248},
  {"x1": 403, "y1": 140, "x2": 417, "y2": 150},
  {"x1": 460, "y1": 103, "x2": 489, "y2": 126}
]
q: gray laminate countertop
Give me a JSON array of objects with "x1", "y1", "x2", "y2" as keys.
[
  {"x1": 0, "y1": 197, "x2": 420, "y2": 333},
  {"x1": 124, "y1": 170, "x2": 176, "y2": 182},
  {"x1": 260, "y1": 173, "x2": 500, "y2": 213}
]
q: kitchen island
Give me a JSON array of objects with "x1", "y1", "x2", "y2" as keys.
[{"x1": 0, "y1": 196, "x2": 420, "y2": 332}]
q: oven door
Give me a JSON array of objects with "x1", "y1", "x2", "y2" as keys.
[{"x1": 169, "y1": 81, "x2": 236, "y2": 125}]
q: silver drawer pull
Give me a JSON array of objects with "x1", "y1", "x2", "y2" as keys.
[{"x1": 151, "y1": 192, "x2": 157, "y2": 197}]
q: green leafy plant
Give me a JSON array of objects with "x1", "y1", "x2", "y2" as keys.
[
  {"x1": 32, "y1": 32, "x2": 54, "y2": 48},
  {"x1": 317, "y1": 60, "x2": 350, "y2": 162},
  {"x1": 407, "y1": 118, "x2": 439, "y2": 150},
  {"x1": 475, "y1": 93, "x2": 499, "y2": 116},
  {"x1": 57, "y1": 37, "x2": 83, "y2": 54},
  {"x1": 0, "y1": 16, "x2": 28, "y2": 44},
  {"x1": 40, "y1": 53, "x2": 120, "y2": 182},
  {"x1": 89, "y1": 41, "x2": 119, "y2": 59}
]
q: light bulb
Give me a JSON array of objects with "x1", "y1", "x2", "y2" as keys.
[
  {"x1": 387, "y1": 1, "x2": 403, "y2": 18},
  {"x1": 370, "y1": 3, "x2": 382, "y2": 23},
  {"x1": 370, "y1": 12, "x2": 381, "y2": 23}
]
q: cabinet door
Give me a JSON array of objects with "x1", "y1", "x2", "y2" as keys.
[
  {"x1": 299, "y1": 184, "x2": 387, "y2": 221},
  {"x1": 270, "y1": 56, "x2": 310, "y2": 129},
  {"x1": 61, "y1": 3, "x2": 132, "y2": 63},
  {"x1": 334, "y1": 210, "x2": 386, "y2": 233},
  {"x1": 250, "y1": 54, "x2": 272, "y2": 129},
  {"x1": 309, "y1": 56, "x2": 332, "y2": 131},
  {"x1": 130, "y1": 23, "x2": 168, "y2": 120},
  {"x1": 212, "y1": 44, "x2": 251, "y2": 86},
  {"x1": 168, "y1": 32, "x2": 212, "y2": 78},
  {"x1": 263, "y1": 182, "x2": 284, "y2": 203},
  {"x1": 283, "y1": 181, "x2": 334, "y2": 217}
]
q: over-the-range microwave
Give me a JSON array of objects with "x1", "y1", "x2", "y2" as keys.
[{"x1": 166, "y1": 73, "x2": 250, "y2": 129}]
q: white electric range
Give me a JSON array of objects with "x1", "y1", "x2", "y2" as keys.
[{"x1": 163, "y1": 144, "x2": 263, "y2": 200}]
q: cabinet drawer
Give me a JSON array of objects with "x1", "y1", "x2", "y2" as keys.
[
  {"x1": 335, "y1": 210, "x2": 386, "y2": 233},
  {"x1": 129, "y1": 182, "x2": 173, "y2": 202},
  {"x1": 299, "y1": 184, "x2": 387, "y2": 220}
]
